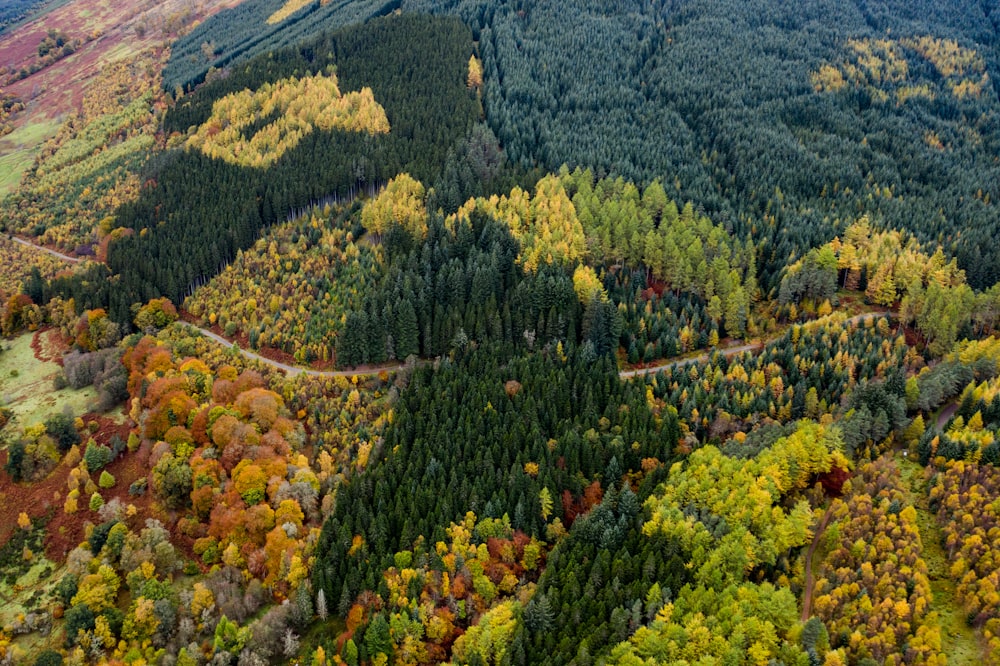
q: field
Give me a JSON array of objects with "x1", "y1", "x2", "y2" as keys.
[
  {"x1": 0, "y1": 330, "x2": 94, "y2": 431},
  {"x1": 0, "y1": 0, "x2": 242, "y2": 195},
  {"x1": 0, "y1": 118, "x2": 59, "y2": 193}
]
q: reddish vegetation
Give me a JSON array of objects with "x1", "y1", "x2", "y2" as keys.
[
  {"x1": 0, "y1": 448, "x2": 72, "y2": 552},
  {"x1": 641, "y1": 277, "x2": 668, "y2": 299},
  {"x1": 561, "y1": 480, "x2": 603, "y2": 527},
  {"x1": 817, "y1": 465, "x2": 850, "y2": 497},
  {"x1": 31, "y1": 327, "x2": 69, "y2": 365},
  {"x1": 0, "y1": 0, "x2": 242, "y2": 151},
  {"x1": 0, "y1": 438, "x2": 148, "y2": 564}
]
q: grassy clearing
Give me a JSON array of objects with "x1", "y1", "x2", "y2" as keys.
[
  {"x1": 0, "y1": 556, "x2": 65, "y2": 658},
  {"x1": 0, "y1": 147, "x2": 36, "y2": 194},
  {"x1": 899, "y1": 458, "x2": 981, "y2": 665},
  {"x1": 0, "y1": 332, "x2": 95, "y2": 432},
  {"x1": 0, "y1": 119, "x2": 60, "y2": 196}
]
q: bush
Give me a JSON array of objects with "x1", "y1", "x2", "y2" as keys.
[
  {"x1": 128, "y1": 478, "x2": 147, "y2": 496},
  {"x1": 83, "y1": 439, "x2": 113, "y2": 471},
  {"x1": 52, "y1": 372, "x2": 68, "y2": 390},
  {"x1": 99, "y1": 470, "x2": 115, "y2": 488},
  {"x1": 34, "y1": 649, "x2": 64, "y2": 666},
  {"x1": 45, "y1": 411, "x2": 80, "y2": 451},
  {"x1": 4, "y1": 439, "x2": 25, "y2": 482},
  {"x1": 63, "y1": 604, "x2": 95, "y2": 647}
]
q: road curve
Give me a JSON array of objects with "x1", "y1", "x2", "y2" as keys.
[
  {"x1": 9, "y1": 235, "x2": 80, "y2": 263},
  {"x1": 619, "y1": 311, "x2": 893, "y2": 380},
  {"x1": 935, "y1": 401, "x2": 959, "y2": 432},
  {"x1": 189, "y1": 324, "x2": 405, "y2": 378},
  {"x1": 13, "y1": 233, "x2": 893, "y2": 380}
]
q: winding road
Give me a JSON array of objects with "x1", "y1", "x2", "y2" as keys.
[
  {"x1": 936, "y1": 401, "x2": 959, "y2": 432},
  {"x1": 16, "y1": 234, "x2": 894, "y2": 380},
  {"x1": 189, "y1": 311, "x2": 892, "y2": 379}
]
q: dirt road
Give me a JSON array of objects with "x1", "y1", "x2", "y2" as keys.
[
  {"x1": 16, "y1": 234, "x2": 893, "y2": 380},
  {"x1": 9, "y1": 235, "x2": 80, "y2": 263}
]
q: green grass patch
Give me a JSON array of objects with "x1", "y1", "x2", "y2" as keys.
[
  {"x1": 0, "y1": 333, "x2": 95, "y2": 432},
  {"x1": 0, "y1": 119, "x2": 60, "y2": 196},
  {"x1": 0, "y1": 555, "x2": 66, "y2": 660}
]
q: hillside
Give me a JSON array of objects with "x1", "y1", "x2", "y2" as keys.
[
  {"x1": 168, "y1": 0, "x2": 1000, "y2": 289},
  {"x1": 3, "y1": 0, "x2": 1000, "y2": 664},
  {"x1": 0, "y1": 0, "x2": 242, "y2": 196}
]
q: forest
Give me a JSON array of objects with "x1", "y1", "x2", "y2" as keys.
[
  {"x1": 0, "y1": 0, "x2": 50, "y2": 33},
  {"x1": 95, "y1": 13, "x2": 480, "y2": 324},
  {"x1": 166, "y1": 0, "x2": 1000, "y2": 291},
  {"x1": 3, "y1": 0, "x2": 1000, "y2": 663}
]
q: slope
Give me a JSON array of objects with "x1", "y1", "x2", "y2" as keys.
[{"x1": 166, "y1": 0, "x2": 1000, "y2": 290}]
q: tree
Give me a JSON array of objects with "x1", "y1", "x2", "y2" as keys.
[
  {"x1": 46, "y1": 411, "x2": 80, "y2": 451},
  {"x1": 5, "y1": 440, "x2": 25, "y2": 482},
  {"x1": 99, "y1": 471, "x2": 115, "y2": 488},
  {"x1": 364, "y1": 614, "x2": 392, "y2": 660},
  {"x1": 362, "y1": 174, "x2": 427, "y2": 241},
  {"x1": 316, "y1": 589, "x2": 328, "y2": 621},
  {"x1": 467, "y1": 55, "x2": 483, "y2": 89}
]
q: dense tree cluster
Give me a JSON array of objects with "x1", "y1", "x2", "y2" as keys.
[
  {"x1": 610, "y1": 274, "x2": 721, "y2": 365},
  {"x1": 185, "y1": 203, "x2": 379, "y2": 364},
  {"x1": 186, "y1": 70, "x2": 389, "y2": 168},
  {"x1": 929, "y1": 460, "x2": 1000, "y2": 661},
  {"x1": 169, "y1": 0, "x2": 1000, "y2": 290},
  {"x1": 646, "y1": 314, "x2": 906, "y2": 440},
  {"x1": 0, "y1": 243, "x2": 67, "y2": 302},
  {"x1": 313, "y1": 346, "x2": 680, "y2": 653},
  {"x1": 606, "y1": 421, "x2": 844, "y2": 664},
  {"x1": 0, "y1": 0, "x2": 49, "y2": 33},
  {"x1": 337, "y1": 204, "x2": 586, "y2": 367},
  {"x1": 100, "y1": 14, "x2": 477, "y2": 325},
  {"x1": 812, "y1": 457, "x2": 944, "y2": 664}
]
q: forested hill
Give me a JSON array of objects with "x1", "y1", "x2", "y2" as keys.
[
  {"x1": 168, "y1": 0, "x2": 1000, "y2": 290},
  {"x1": 99, "y1": 14, "x2": 479, "y2": 324}
]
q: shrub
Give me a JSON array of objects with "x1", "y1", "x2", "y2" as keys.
[
  {"x1": 63, "y1": 604, "x2": 95, "y2": 647},
  {"x1": 34, "y1": 649, "x2": 64, "y2": 666},
  {"x1": 83, "y1": 439, "x2": 113, "y2": 471},
  {"x1": 52, "y1": 372, "x2": 68, "y2": 390},
  {"x1": 45, "y1": 411, "x2": 80, "y2": 451},
  {"x1": 99, "y1": 470, "x2": 115, "y2": 488}
]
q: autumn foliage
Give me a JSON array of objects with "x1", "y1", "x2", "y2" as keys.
[
  {"x1": 812, "y1": 457, "x2": 945, "y2": 665},
  {"x1": 187, "y1": 71, "x2": 390, "y2": 168}
]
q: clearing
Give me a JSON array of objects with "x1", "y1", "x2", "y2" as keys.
[
  {"x1": 0, "y1": 0, "x2": 242, "y2": 195},
  {"x1": 0, "y1": 329, "x2": 95, "y2": 431}
]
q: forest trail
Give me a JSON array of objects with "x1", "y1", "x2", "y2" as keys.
[
  {"x1": 936, "y1": 401, "x2": 959, "y2": 431},
  {"x1": 9, "y1": 235, "x2": 80, "y2": 263},
  {"x1": 800, "y1": 503, "x2": 835, "y2": 622},
  {"x1": 190, "y1": 325, "x2": 412, "y2": 378},
  {"x1": 620, "y1": 311, "x2": 893, "y2": 380},
  {"x1": 898, "y1": 458, "x2": 981, "y2": 666},
  {"x1": 16, "y1": 234, "x2": 893, "y2": 379},
  {"x1": 208, "y1": 308, "x2": 888, "y2": 380}
]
